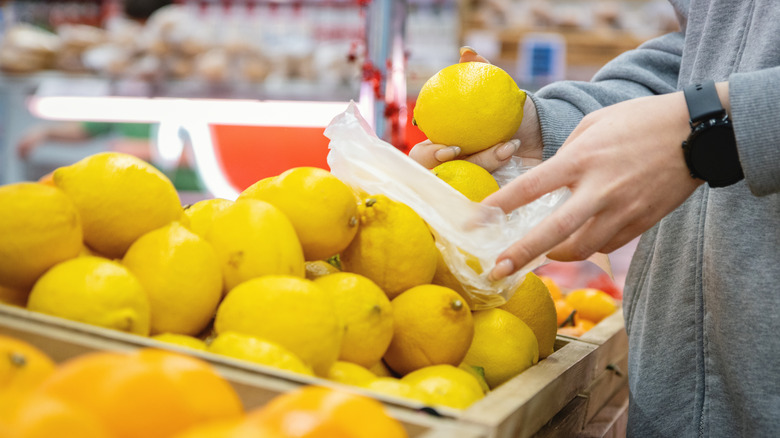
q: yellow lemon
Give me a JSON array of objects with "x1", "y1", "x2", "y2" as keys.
[
  {"x1": 314, "y1": 272, "x2": 393, "y2": 368},
  {"x1": 214, "y1": 276, "x2": 341, "y2": 375},
  {"x1": 0, "y1": 284, "x2": 28, "y2": 308},
  {"x1": 208, "y1": 331, "x2": 313, "y2": 376},
  {"x1": 304, "y1": 260, "x2": 341, "y2": 280},
  {"x1": 498, "y1": 272, "x2": 558, "y2": 359},
  {"x1": 340, "y1": 195, "x2": 438, "y2": 299},
  {"x1": 183, "y1": 198, "x2": 234, "y2": 238},
  {"x1": 459, "y1": 363, "x2": 490, "y2": 394},
  {"x1": 238, "y1": 167, "x2": 359, "y2": 261},
  {"x1": 464, "y1": 308, "x2": 538, "y2": 389},
  {"x1": 401, "y1": 364, "x2": 485, "y2": 410},
  {"x1": 325, "y1": 361, "x2": 377, "y2": 387},
  {"x1": 0, "y1": 183, "x2": 82, "y2": 291},
  {"x1": 432, "y1": 160, "x2": 500, "y2": 202},
  {"x1": 52, "y1": 152, "x2": 182, "y2": 258},
  {"x1": 123, "y1": 222, "x2": 222, "y2": 336},
  {"x1": 365, "y1": 377, "x2": 428, "y2": 404},
  {"x1": 565, "y1": 288, "x2": 618, "y2": 323},
  {"x1": 413, "y1": 62, "x2": 526, "y2": 155},
  {"x1": 383, "y1": 285, "x2": 473, "y2": 376},
  {"x1": 206, "y1": 199, "x2": 304, "y2": 292},
  {"x1": 369, "y1": 361, "x2": 396, "y2": 378},
  {"x1": 27, "y1": 256, "x2": 151, "y2": 335},
  {"x1": 151, "y1": 333, "x2": 208, "y2": 351}
]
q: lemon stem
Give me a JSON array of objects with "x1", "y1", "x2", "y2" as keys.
[
  {"x1": 365, "y1": 198, "x2": 377, "y2": 207},
  {"x1": 451, "y1": 299, "x2": 463, "y2": 311}
]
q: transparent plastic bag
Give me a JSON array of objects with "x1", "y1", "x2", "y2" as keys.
[{"x1": 325, "y1": 102, "x2": 569, "y2": 309}]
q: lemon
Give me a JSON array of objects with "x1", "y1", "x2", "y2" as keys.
[
  {"x1": 214, "y1": 276, "x2": 341, "y2": 375},
  {"x1": 314, "y1": 272, "x2": 393, "y2": 368},
  {"x1": 413, "y1": 62, "x2": 526, "y2": 155},
  {"x1": 369, "y1": 361, "x2": 396, "y2": 378},
  {"x1": 304, "y1": 260, "x2": 341, "y2": 280},
  {"x1": 183, "y1": 198, "x2": 234, "y2": 238},
  {"x1": 151, "y1": 333, "x2": 208, "y2": 351},
  {"x1": 52, "y1": 152, "x2": 182, "y2": 258},
  {"x1": 401, "y1": 364, "x2": 485, "y2": 410},
  {"x1": 365, "y1": 377, "x2": 428, "y2": 404},
  {"x1": 208, "y1": 331, "x2": 313, "y2": 376},
  {"x1": 238, "y1": 167, "x2": 359, "y2": 261},
  {"x1": 206, "y1": 199, "x2": 304, "y2": 292},
  {"x1": 27, "y1": 256, "x2": 151, "y2": 335},
  {"x1": 458, "y1": 363, "x2": 490, "y2": 394},
  {"x1": 325, "y1": 361, "x2": 377, "y2": 387},
  {"x1": 431, "y1": 250, "x2": 475, "y2": 308},
  {"x1": 0, "y1": 183, "x2": 83, "y2": 291},
  {"x1": 565, "y1": 288, "x2": 618, "y2": 323},
  {"x1": 432, "y1": 160, "x2": 500, "y2": 202},
  {"x1": 498, "y1": 272, "x2": 558, "y2": 359},
  {"x1": 340, "y1": 195, "x2": 438, "y2": 299},
  {"x1": 383, "y1": 284, "x2": 474, "y2": 376},
  {"x1": 464, "y1": 308, "x2": 538, "y2": 389},
  {"x1": 122, "y1": 222, "x2": 222, "y2": 336}
]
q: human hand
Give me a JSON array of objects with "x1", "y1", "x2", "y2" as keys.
[
  {"x1": 485, "y1": 91, "x2": 703, "y2": 281},
  {"x1": 408, "y1": 47, "x2": 543, "y2": 170}
]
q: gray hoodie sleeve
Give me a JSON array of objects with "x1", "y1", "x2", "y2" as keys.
[
  {"x1": 529, "y1": 31, "x2": 685, "y2": 160},
  {"x1": 730, "y1": 67, "x2": 780, "y2": 196}
]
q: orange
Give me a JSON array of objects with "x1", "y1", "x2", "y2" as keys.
[
  {"x1": 246, "y1": 385, "x2": 408, "y2": 438},
  {"x1": 5, "y1": 393, "x2": 112, "y2": 438},
  {"x1": 37, "y1": 348, "x2": 243, "y2": 438},
  {"x1": 554, "y1": 299, "x2": 577, "y2": 327},
  {"x1": 538, "y1": 275, "x2": 563, "y2": 300},
  {"x1": 0, "y1": 335, "x2": 57, "y2": 420},
  {"x1": 557, "y1": 319, "x2": 596, "y2": 338},
  {"x1": 383, "y1": 285, "x2": 474, "y2": 376},
  {"x1": 565, "y1": 288, "x2": 618, "y2": 323}
]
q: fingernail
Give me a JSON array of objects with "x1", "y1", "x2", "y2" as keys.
[
  {"x1": 434, "y1": 146, "x2": 461, "y2": 162},
  {"x1": 489, "y1": 259, "x2": 514, "y2": 282},
  {"x1": 496, "y1": 139, "x2": 521, "y2": 161},
  {"x1": 459, "y1": 46, "x2": 477, "y2": 57}
]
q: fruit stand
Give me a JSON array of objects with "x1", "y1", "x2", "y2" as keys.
[{"x1": 0, "y1": 302, "x2": 628, "y2": 437}]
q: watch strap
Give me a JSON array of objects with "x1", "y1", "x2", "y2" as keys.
[{"x1": 683, "y1": 80, "x2": 725, "y2": 123}]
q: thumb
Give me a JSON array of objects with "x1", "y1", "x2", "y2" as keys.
[{"x1": 459, "y1": 46, "x2": 491, "y2": 64}]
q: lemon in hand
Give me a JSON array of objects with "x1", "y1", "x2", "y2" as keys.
[
  {"x1": 53, "y1": 152, "x2": 182, "y2": 258},
  {"x1": 498, "y1": 272, "x2": 558, "y2": 359},
  {"x1": 27, "y1": 256, "x2": 151, "y2": 335},
  {"x1": 432, "y1": 160, "x2": 499, "y2": 202},
  {"x1": 314, "y1": 272, "x2": 394, "y2": 368},
  {"x1": 383, "y1": 284, "x2": 474, "y2": 376},
  {"x1": 463, "y1": 308, "x2": 538, "y2": 389},
  {"x1": 340, "y1": 195, "x2": 438, "y2": 299},
  {"x1": 206, "y1": 199, "x2": 304, "y2": 292},
  {"x1": 239, "y1": 167, "x2": 359, "y2": 261},
  {"x1": 401, "y1": 364, "x2": 485, "y2": 410},
  {"x1": 413, "y1": 62, "x2": 526, "y2": 155},
  {"x1": 122, "y1": 222, "x2": 222, "y2": 336},
  {"x1": 214, "y1": 275, "x2": 342, "y2": 376},
  {"x1": 208, "y1": 331, "x2": 313, "y2": 376},
  {"x1": 0, "y1": 183, "x2": 83, "y2": 291}
]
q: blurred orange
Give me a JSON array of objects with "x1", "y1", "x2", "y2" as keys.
[
  {"x1": 554, "y1": 299, "x2": 576, "y2": 327},
  {"x1": 557, "y1": 319, "x2": 596, "y2": 338},
  {"x1": 5, "y1": 393, "x2": 112, "y2": 438},
  {"x1": 565, "y1": 288, "x2": 618, "y2": 323},
  {"x1": 537, "y1": 275, "x2": 563, "y2": 300},
  {"x1": 37, "y1": 348, "x2": 243, "y2": 438},
  {"x1": 246, "y1": 386, "x2": 408, "y2": 438},
  {"x1": 0, "y1": 335, "x2": 57, "y2": 420}
]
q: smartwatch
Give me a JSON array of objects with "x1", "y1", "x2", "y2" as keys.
[{"x1": 681, "y1": 80, "x2": 744, "y2": 187}]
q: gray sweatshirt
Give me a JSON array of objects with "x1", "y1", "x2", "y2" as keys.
[{"x1": 529, "y1": 1, "x2": 780, "y2": 436}]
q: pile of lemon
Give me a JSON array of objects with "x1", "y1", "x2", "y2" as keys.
[{"x1": 0, "y1": 150, "x2": 560, "y2": 411}]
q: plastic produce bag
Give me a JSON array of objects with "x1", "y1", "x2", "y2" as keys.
[{"x1": 325, "y1": 102, "x2": 569, "y2": 309}]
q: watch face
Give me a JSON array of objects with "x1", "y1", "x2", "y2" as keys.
[{"x1": 687, "y1": 123, "x2": 743, "y2": 186}]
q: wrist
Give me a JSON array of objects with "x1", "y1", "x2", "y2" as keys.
[{"x1": 515, "y1": 94, "x2": 543, "y2": 161}]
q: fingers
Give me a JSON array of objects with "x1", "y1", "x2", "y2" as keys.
[
  {"x1": 459, "y1": 46, "x2": 491, "y2": 64},
  {"x1": 464, "y1": 139, "x2": 520, "y2": 173},
  {"x1": 408, "y1": 139, "x2": 461, "y2": 169},
  {"x1": 489, "y1": 191, "x2": 600, "y2": 281}
]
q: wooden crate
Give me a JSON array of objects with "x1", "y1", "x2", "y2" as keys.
[{"x1": 0, "y1": 303, "x2": 628, "y2": 438}]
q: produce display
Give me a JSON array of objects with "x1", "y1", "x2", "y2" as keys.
[{"x1": 0, "y1": 336, "x2": 408, "y2": 438}]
